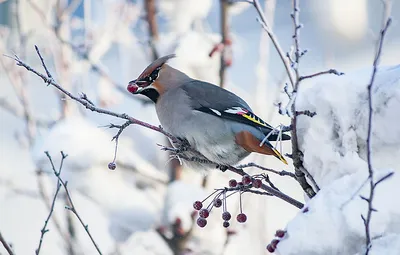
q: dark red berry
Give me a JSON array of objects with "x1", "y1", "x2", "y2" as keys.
[
  {"x1": 266, "y1": 244, "x2": 275, "y2": 253},
  {"x1": 196, "y1": 217, "x2": 207, "y2": 228},
  {"x1": 236, "y1": 213, "x2": 247, "y2": 223},
  {"x1": 222, "y1": 211, "x2": 231, "y2": 221},
  {"x1": 275, "y1": 229, "x2": 285, "y2": 238},
  {"x1": 229, "y1": 179, "x2": 237, "y2": 187},
  {"x1": 253, "y1": 179, "x2": 262, "y2": 188},
  {"x1": 242, "y1": 175, "x2": 252, "y2": 185},
  {"x1": 199, "y1": 209, "x2": 209, "y2": 218},
  {"x1": 270, "y1": 239, "x2": 280, "y2": 249},
  {"x1": 108, "y1": 162, "x2": 116, "y2": 170},
  {"x1": 193, "y1": 201, "x2": 203, "y2": 210},
  {"x1": 223, "y1": 221, "x2": 230, "y2": 228},
  {"x1": 237, "y1": 181, "x2": 243, "y2": 187},
  {"x1": 214, "y1": 199, "x2": 222, "y2": 208}
]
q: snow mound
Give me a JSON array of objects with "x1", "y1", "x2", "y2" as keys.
[
  {"x1": 276, "y1": 65, "x2": 400, "y2": 254},
  {"x1": 296, "y1": 65, "x2": 400, "y2": 187},
  {"x1": 277, "y1": 168, "x2": 400, "y2": 255}
]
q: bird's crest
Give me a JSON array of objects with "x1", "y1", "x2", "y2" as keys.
[{"x1": 137, "y1": 54, "x2": 176, "y2": 81}]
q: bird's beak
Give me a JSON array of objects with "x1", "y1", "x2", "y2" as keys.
[{"x1": 127, "y1": 80, "x2": 143, "y2": 94}]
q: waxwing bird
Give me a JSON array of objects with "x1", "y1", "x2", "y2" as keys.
[{"x1": 127, "y1": 54, "x2": 290, "y2": 169}]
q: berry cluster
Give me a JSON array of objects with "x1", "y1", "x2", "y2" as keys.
[
  {"x1": 193, "y1": 174, "x2": 265, "y2": 228},
  {"x1": 266, "y1": 229, "x2": 286, "y2": 253}
]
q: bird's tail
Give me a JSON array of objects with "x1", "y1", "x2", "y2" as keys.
[{"x1": 271, "y1": 147, "x2": 288, "y2": 165}]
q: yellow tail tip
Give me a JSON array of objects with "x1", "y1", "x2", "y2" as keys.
[{"x1": 272, "y1": 148, "x2": 288, "y2": 165}]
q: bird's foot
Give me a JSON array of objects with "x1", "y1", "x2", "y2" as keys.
[{"x1": 173, "y1": 137, "x2": 191, "y2": 153}]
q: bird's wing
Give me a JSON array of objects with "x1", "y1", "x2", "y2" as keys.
[
  {"x1": 180, "y1": 80, "x2": 275, "y2": 131},
  {"x1": 180, "y1": 80, "x2": 289, "y2": 165}
]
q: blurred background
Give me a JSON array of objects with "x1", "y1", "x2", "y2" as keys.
[{"x1": 0, "y1": 0, "x2": 399, "y2": 254}]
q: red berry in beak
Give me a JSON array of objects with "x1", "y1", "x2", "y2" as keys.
[{"x1": 127, "y1": 81, "x2": 138, "y2": 93}]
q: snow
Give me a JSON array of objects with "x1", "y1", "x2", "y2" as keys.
[
  {"x1": 158, "y1": 0, "x2": 213, "y2": 35},
  {"x1": 276, "y1": 65, "x2": 400, "y2": 254}
]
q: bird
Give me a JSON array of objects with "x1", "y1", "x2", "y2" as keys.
[{"x1": 127, "y1": 54, "x2": 290, "y2": 170}]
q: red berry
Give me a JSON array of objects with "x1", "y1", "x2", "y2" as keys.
[
  {"x1": 199, "y1": 209, "x2": 209, "y2": 218},
  {"x1": 222, "y1": 211, "x2": 231, "y2": 221},
  {"x1": 236, "y1": 213, "x2": 247, "y2": 223},
  {"x1": 237, "y1": 181, "x2": 243, "y2": 187},
  {"x1": 271, "y1": 239, "x2": 280, "y2": 249},
  {"x1": 214, "y1": 199, "x2": 222, "y2": 208},
  {"x1": 253, "y1": 179, "x2": 262, "y2": 188},
  {"x1": 223, "y1": 221, "x2": 230, "y2": 228},
  {"x1": 266, "y1": 244, "x2": 275, "y2": 253},
  {"x1": 275, "y1": 229, "x2": 285, "y2": 238},
  {"x1": 193, "y1": 201, "x2": 203, "y2": 210},
  {"x1": 229, "y1": 179, "x2": 237, "y2": 187},
  {"x1": 108, "y1": 162, "x2": 116, "y2": 170},
  {"x1": 196, "y1": 218, "x2": 207, "y2": 228},
  {"x1": 242, "y1": 175, "x2": 252, "y2": 185}
]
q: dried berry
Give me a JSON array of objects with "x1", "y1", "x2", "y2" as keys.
[
  {"x1": 199, "y1": 209, "x2": 209, "y2": 219},
  {"x1": 222, "y1": 211, "x2": 231, "y2": 221},
  {"x1": 242, "y1": 175, "x2": 252, "y2": 185},
  {"x1": 214, "y1": 198, "x2": 222, "y2": 208},
  {"x1": 266, "y1": 244, "x2": 275, "y2": 253},
  {"x1": 275, "y1": 229, "x2": 286, "y2": 238},
  {"x1": 193, "y1": 201, "x2": 203, "y2": 210},
  {"x1": 108, "y1": 162, "x2": 116, "y2": 170},
  {"x1": 270, "y1": 239, "x2": 280, "y2": 249},
  {"x1": 196, "y1": 218, "x2": 207, "y2": 228},
  {"x1": 253, "y1": 179, "x2": 262, "y2": 188},
  {"x1": 223, "y1": 221, "x2": 230, "y2": 228},
  {"x1": 229, "y1": 179, "x2": 237, "y2": 187},
  {"x1": 236, "y1": 213, "x2": 247, "y2": 223}
]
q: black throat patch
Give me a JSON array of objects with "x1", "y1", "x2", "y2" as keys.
[{"x1": 140, "y1": 88, "x2": 159, "y2": 103}]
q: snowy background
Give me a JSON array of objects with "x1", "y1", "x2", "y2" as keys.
[{"x1": 0, "y1": 0, "x2": 400, "y2": 254}]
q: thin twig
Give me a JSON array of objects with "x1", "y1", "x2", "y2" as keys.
[
  {"x1": 299, "y1": 69, "x2": 344, "y2": 81},
  {"x1": 248, "y1": 0, "x2": 295, "y2": 88},
  {"x1": 35, "y1": 154, "x2": 66, "y2": 255},
  {"x1": 0, "y1": 231, "x2": 14, "y2": 255},
  {"x1": 44, "y1": 151, "x2": 103, "y2": 255},
  {"x1": 236, "y1": 162, "x2": 296, "y2": 178},
  {"x1": 363, "y1": 3, "x2": 392, "y2": 253}
]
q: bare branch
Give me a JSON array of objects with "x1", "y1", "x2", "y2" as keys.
[
  {"x1": 35, "y1": 154, "x2": 65, "y2": 254},
  {"x1": 44, "y1": 151, "x2": 103, "y2": 255},
  {"x1": 0, "y1": 231, "x2": 14, "y2": 255},
  {"x1": 236, "y1": 162, "x2": 296, "y2": 178},
  {"x1": 251, "y1": 0, "x2": 296, "y2": 88},
  {"x1": 296, "y1": 110, "x2": 316, "y2": 118},
  {"x1": 363, "y1": 2, "x2": 392, "y2": 252},
  {"x1": 299, "y1": 69, "x2": 344, "y2": 81}
]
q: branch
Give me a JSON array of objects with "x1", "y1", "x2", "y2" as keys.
[
  {"x1": 35, "y1": 153, "x2": 65, "y2": 255},
  {"x1": 363, "y1": 2, "x2": 392, "y2": 253},
  {"x1": 44, "y1": 151, "x2": 103, "y2": 255},
  {"x1": 0, "y1": 231, "x2": 14, "y2": 255},
  {"x1": 236, "y1": 162, "x2": 296, "y2": 178},
  {"x1": 250, "y1": 0, "x2": 296, "y2": 88},
  {"x1": 299, "y1": 69, "x2": 344, "y2": 81}
]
